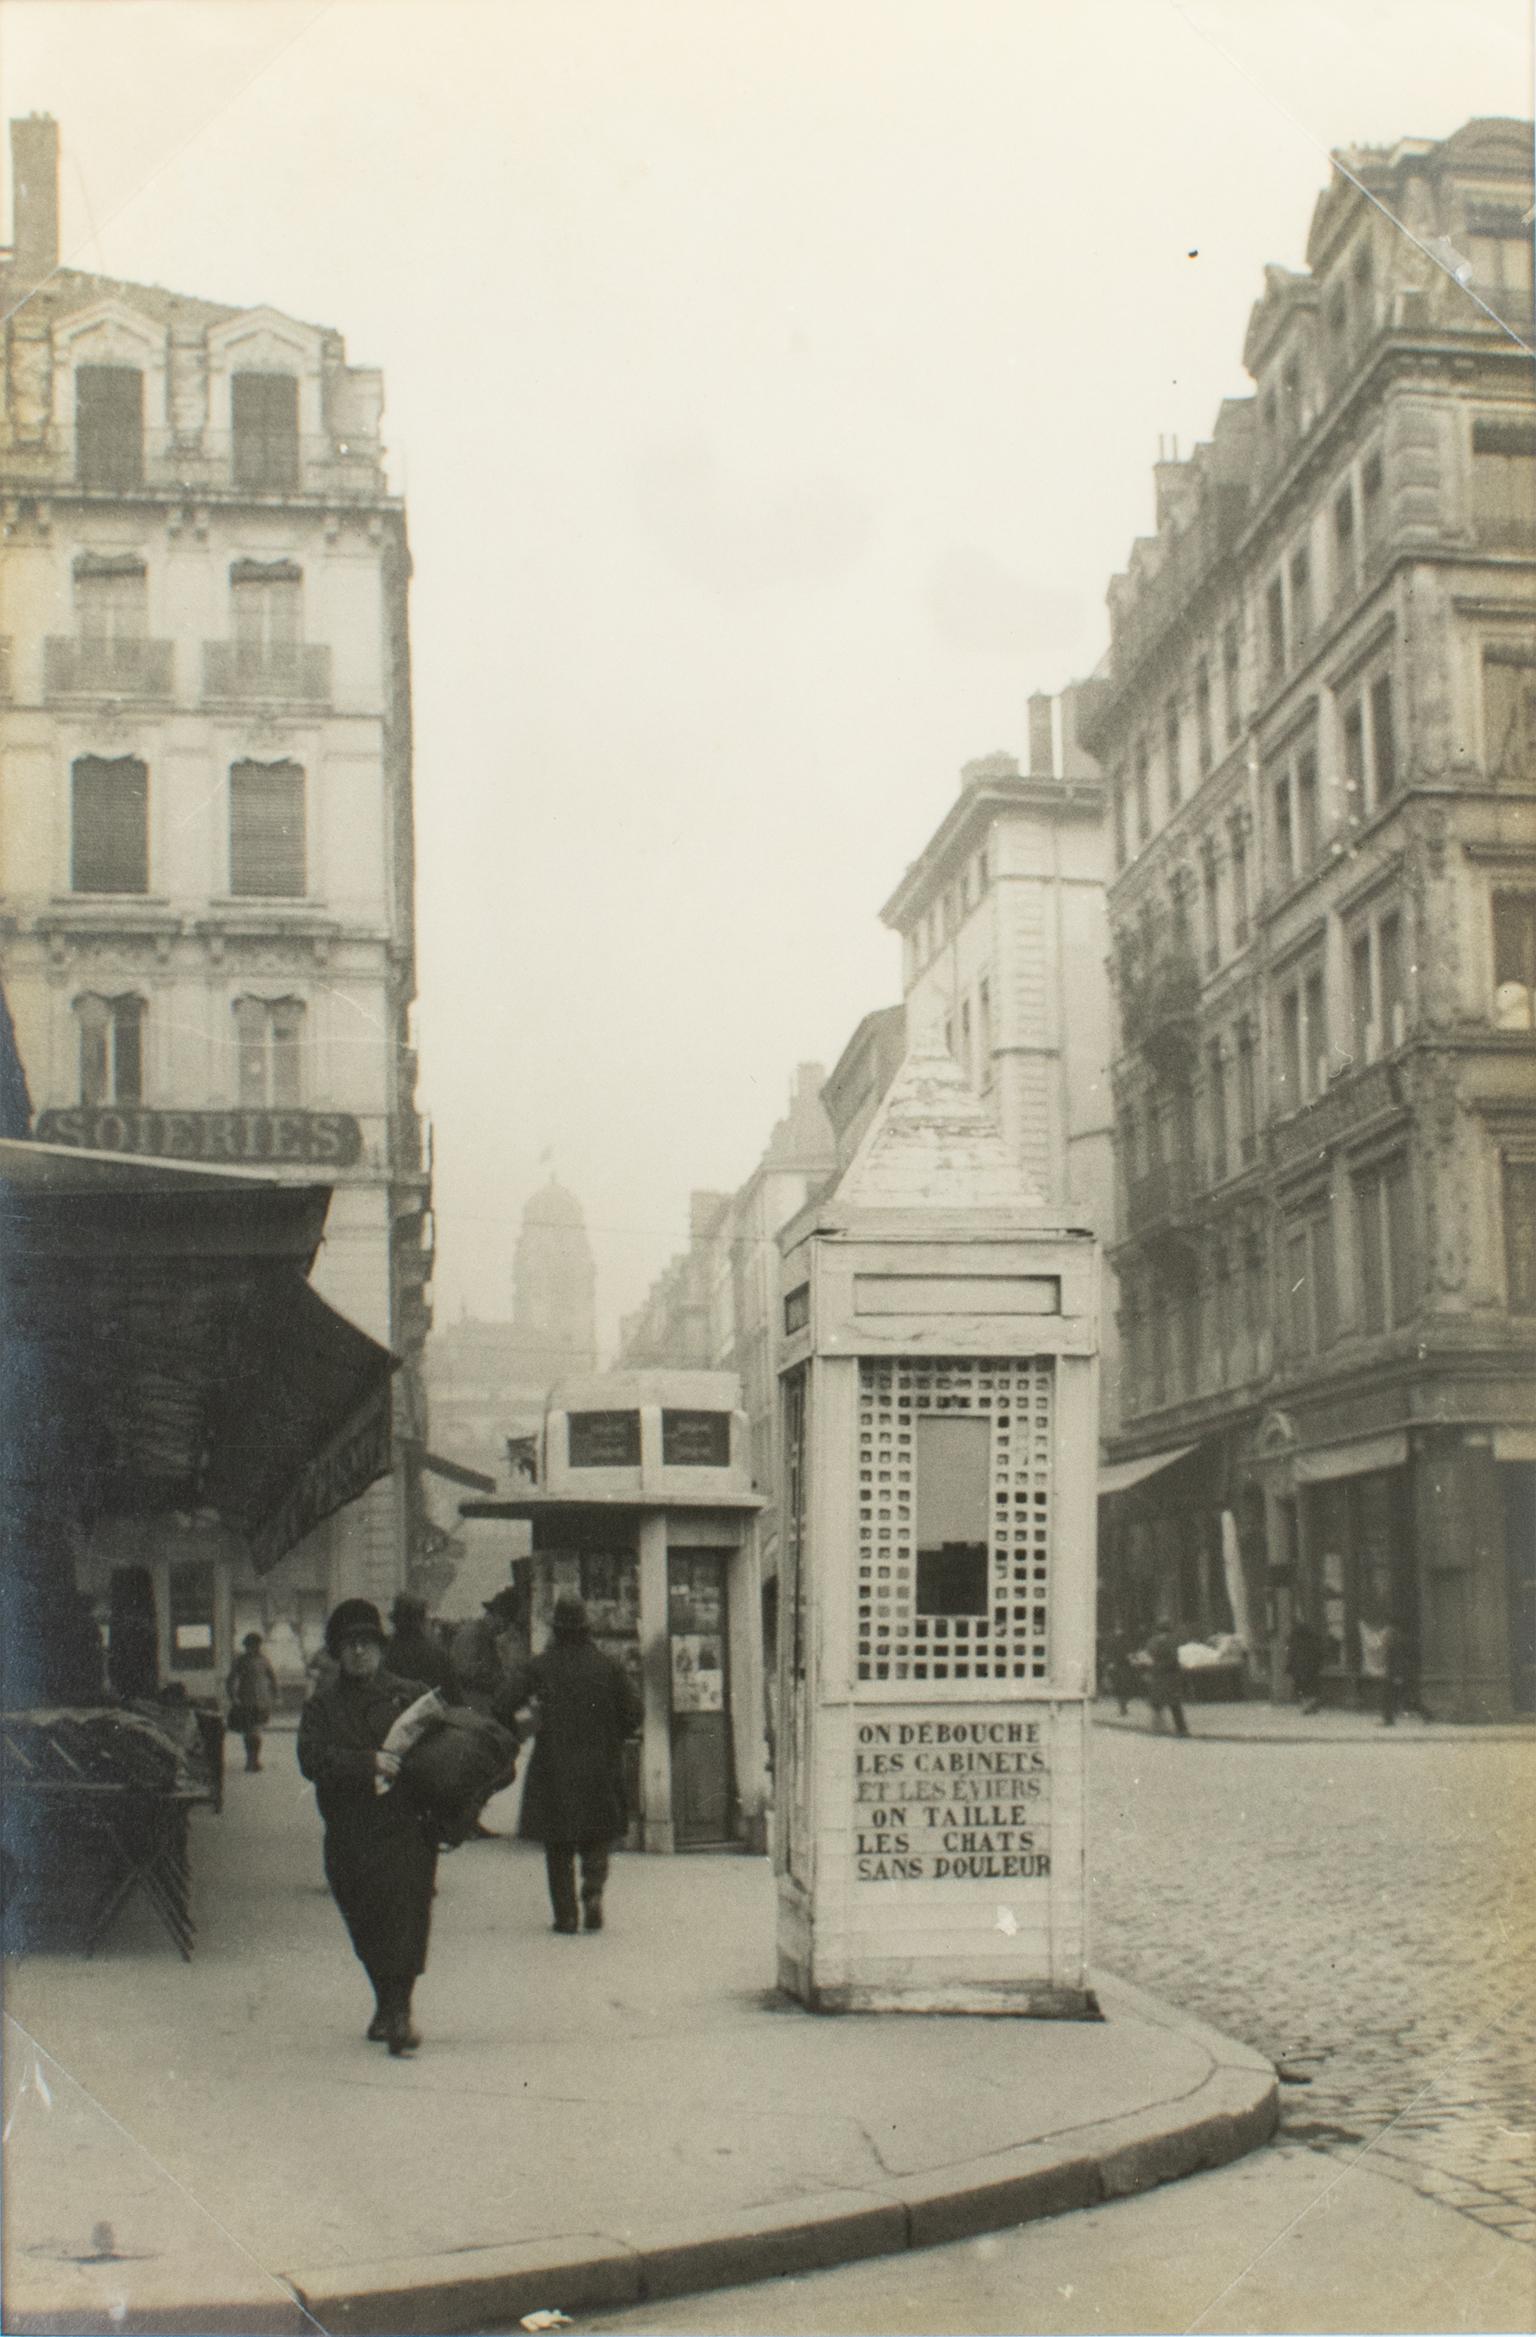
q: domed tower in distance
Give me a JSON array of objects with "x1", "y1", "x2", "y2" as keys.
[{"x1": 512, "y1": 1176, "x2": 597, "y2": 1381}]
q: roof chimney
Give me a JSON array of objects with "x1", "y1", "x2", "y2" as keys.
[
  {"x1": 1026, "y1": 691, "x2": 1055, "y2": 779},
  {"x1": 9, "y1": 115, "x2": 59, "y2": 284}
]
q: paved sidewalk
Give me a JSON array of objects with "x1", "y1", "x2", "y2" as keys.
[
  {"x1": 2, "y1": 1753, "x2": 1275, "y2": 2337},
  {"x1": 1091, "y1": 1696, "x2": 1535, "y2": 1743}
]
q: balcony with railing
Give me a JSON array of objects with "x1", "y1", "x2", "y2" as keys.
[
  {"x1": 44, "y1": 635, "x2": 174, "y2": 700},
  {"x1": 0, "y1": 427, "x2": 391, "y2": 503},
  {"x1": 202, "y1": 641, "x2": 332, "y2": 705}
]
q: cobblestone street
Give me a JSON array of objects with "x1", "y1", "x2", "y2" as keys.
[{"x1": 1091, "y1": 1721, "x2": 1536, "y2": 2246}]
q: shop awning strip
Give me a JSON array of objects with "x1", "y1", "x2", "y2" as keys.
[
  {"x1": 417, "y1": 1449, "x2": 497, "y2": 1494},
  {"x1": 1292, "y1": 1430, "x2": 1408, "y2": 1485},
  {"x1": 1097, "y1": 1443, "x2": 1198, "y2": 1497}
]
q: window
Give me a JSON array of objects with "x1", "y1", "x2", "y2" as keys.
[
  {"x1": 229, "y1": 760, "x2": 305, "y2": 897},
  {"x1": 231, "y1": 559, "x2": 302, "y2": 677},
  {"x1": 1505, "y1": 1158, "x2": 1536, "y2": 1311},
  {"x1": 1241, "y1": 1228, "x2": 1265, "y2": 1350},
  {"x1": 1280, "y1": 987, "x2": 1303, "y2": 1107},
  {"x1": 232, "y1": 371, "x2": 300, "y2": 492},
  {"x1": 1355, "y1": 1156, "x2": 1416, "y2": 1332},
  {"x1": 1212, "y1": 1243, "x2": 1234, "y2": 1377},
  {"x1": 1341, "y1": 698, "x2": 1365, "y2": 826},
  {"x1": 1223, "y1": 622, "x2": 1242, "y2": 741},
  {"x1": 1289, "y1": 545, "x2": 1313, "y2": 652},
  {"x1": 1296, "y1": 747, "x2": 1320, "y2": 867},
  {"x1": 1192, "y1": 660, "x2": 1214, "y2": 775},
  {"x1": 1333, "y1": 483, "x2": 1357, "y2": 599},
  {"x1": 1352, "y1": 240, "x2": 1375, "y2": 346},
  {"x1": 1303, "y1": 965, "x2": 1329, "y2": 1096},
  {"x1": 76, "y1": 555, "x2": 146, "y2": 643},
  {"x1": 567, "y1": 1410, "x2": 642, "y2": 1467},
  {"x1": 661, "y1": 1410, "x2": 731, "y2": 1466},
  {"x1": 1265, "y1": 576, "x2": 1286, "y2": 682},
  {"x1": 234, "y1": 996, "x2": 304, "y2": 1107},
  {"x1": 1134, "y1": 738, "x2": 1151, "y2": 842},
  {"x1": 1493, "y1": 890, "x2": 1536, "y2": 1028},
  {"x1": 75, "y1": 364, "x2": 143, "y2": 489},
  {"x1": 1280, "y1": 357, "x2": 1303, "y2": 440},
  {"x1": 1285, "y1": 1198, "x2": 1337, "y2": 1354},
  {"x1": 959, "y1": 996, "x2": 973, "y2": 1081},
  {"x1": 1360, "y1": 450, "x2": 1384, "y2": 554},
  {"x1": 1273, "y1": 772, "x2": 1295, "y2": 884},
  {"x1": 977, "y1": 976, "x2": 993, "y2": 1087},
  {"x1": 976, "y1": 841, "x2": 989, "y2": 891},
  {"x1": 1377, "y1": 912, "x2": 1404, "y2": 1046},
  {"x1": 71, "y1": 756, "x2": 148, "y2": 893},
  {"x1": 1206, "y1": 1038, "x2": 1228, "y2": 1181},
  {"x1": 76, "y1": 992, "x2": 144, "y2": 1106},
  {"x1": 1230, "y1": 820, "x2": 1250, "y2": 946},
  {"x1": 1350, "y1": 929, "x2": 1374, "y2": 1064},
  {"x1": 1370, "y1": 674, "x2": 1397, "y2": 801},
  {"x1": 1236, "y1": 1019, "x2": 1257, "y2": 1160},
  {"x1": 1164, "y1": 699, "x2": 1182, "y2": 808},
  {"x1": 1483, "y1": 654, "x2": 1536, "y2": 783},
  {"x1": 1112, "y1": 776, "x2": 1128, "y2": 870},
  {"x1": 1471, "y1": 419, "x2": 1536, "y2": 550},
  {"x1": 1201, "y1": 848, "x2": 1220, "y2": 972},
  {"x1": 913, "y1": 1414, "x2": 989, "y2": 1618}
]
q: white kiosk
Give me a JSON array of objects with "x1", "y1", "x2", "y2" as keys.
[{"x1": 774, "y1": 1033, "x2": 1100, "y2": 2014}]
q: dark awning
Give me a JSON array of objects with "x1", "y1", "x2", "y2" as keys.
[
  {"x1": 1, "y1": 1140, "x2": 396, "y2": 1573},
  {"x1": 1097, "y1": 1443, "x2": 1199, "y2": 1498}
]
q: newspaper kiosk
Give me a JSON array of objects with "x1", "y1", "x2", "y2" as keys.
[{"x1": 774, "y1": 1033, "x2": 1100, "y2": 2014}]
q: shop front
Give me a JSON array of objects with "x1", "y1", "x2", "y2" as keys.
[
  {"x1": 1, "y1": 1134, "x2": 398, "y2": 1952},
  {"x1": 462, "y1": 1370, "x2": 766, "y2": 1853}
]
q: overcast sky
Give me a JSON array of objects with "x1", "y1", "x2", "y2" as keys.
[{"x1": 4, "y1": 0, "x2": 1528, "y2": 1350}]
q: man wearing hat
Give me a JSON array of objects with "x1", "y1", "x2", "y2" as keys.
[
  {"x1": 296, "y1": 1600, "x2": 439, "y2": 2055},
  {"x1": 498, "y1": 1596, "x2": 642, "y2": 1935},
  {"x1": 225, "y1": 1631, "x2": 278, "y2": 1772}
]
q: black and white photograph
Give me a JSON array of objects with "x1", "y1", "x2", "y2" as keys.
[{"x1": 0, "y1": 3, "x2": 1531, "y2": 2332}]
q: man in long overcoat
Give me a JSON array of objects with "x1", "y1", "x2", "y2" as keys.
[
  {"x1": 297, "y1": 1599, "x2": 438, "y2": 2053},
  {"x1": 499, "y1": 1596, "x2": 642, "y2": 1933}
]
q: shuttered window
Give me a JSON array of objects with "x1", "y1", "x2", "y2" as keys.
[
  {"x1": 1506, "y1": 1160, "x2": 1536, "y2": 1312},
  {"x1": 76, "y1": 364, "x2": 144, "y2": 488},
  {"x1": 71, "y1": 757, "x2": 148, "y2": 893},
  {"x1": 229, "y1": 761, "x2": 305, "y2": 897},
  {"x1": 232, "y1": 372, "x2": 299, "y2": 491}
]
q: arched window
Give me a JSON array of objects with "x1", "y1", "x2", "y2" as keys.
[
  {"x1": 75, "y1": 992, "x2": 144, "y2": 1105},
  {"x1": 234, "y1": 996, "x2": 304, "y2": 1107}
]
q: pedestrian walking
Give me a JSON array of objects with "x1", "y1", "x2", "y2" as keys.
[
  {"x1": 499, "y1": 1595, "x2": 642, "y2": 1935},
  {"x1": 1144, "y1": 1620, "x2": 1190, "y2": 1736},
  {"x1": 296, "y1": 1599, "x2": 440, "y2": 2056},
  {"x1": 386, "y1": 1593, "x2": 460, "y2": 1701},
  {"x1": 225, "y1": 1632, "x2": 279, "y2": 1772},
  {"x1": 1104, "y1": 1630, "x2": 1138, "y2": 1716},
  {"x1": 1379, "y1": 1618, "x2": 1433, "y2": 1726},
  {"x1": 1285, "y1": 1615, "x2": 1326, "y2": 1715}
]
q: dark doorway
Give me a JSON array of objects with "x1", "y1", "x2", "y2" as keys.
[
  {"x1": 1503, "y1": 1464, "x2": 1536, "y2": 1714},
  {"x1": 667, "y1": 1551, "x2": 734, "y2": 1846}
]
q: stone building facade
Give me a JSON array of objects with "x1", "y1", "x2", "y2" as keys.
[
  {"x1": 1080, "y1": 119, "x2": 1535, "y2": 1717},
  {"x1": 0, "y1": 117, "x2": 432, "y2": 1690},
  {"x1": 878, "y1": 688, "x2": 1118, "y2": 1425}
]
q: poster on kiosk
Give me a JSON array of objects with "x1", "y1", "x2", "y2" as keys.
[{"x1": 774, "y1": 1033, "x2": 1100, "y2": 2015}]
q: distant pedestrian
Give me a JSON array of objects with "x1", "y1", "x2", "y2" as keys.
[
  {"x1": 452, "y1": 1588, "x2": 521, "y2": 1714},
  {"x1": 1104, "y1": 1631, "x2": 1138, "y2": 1716},
  {"x1": 1286, "y1": 1616, "x2": 1326, "y2": 1716},
  {"x1": 1379, "y1": 1620, "x2": 1432, "y2": 1727},
  {"x1": 226, "y1": 1633, "x2": 279, "y2": 1772},
  {"x1": 297, "y1": 1599, "x2": 439, "y2": 2056},
  {"x1": 386, "y1": 1594, "x2": 460, "y2": 1701},
  {"x1": 1144, "y1": 1621, "x2": 1189, "y2": 1736},
  {"x1": 499, "y1": 1596, "x2": 642, "y2": 1935}
]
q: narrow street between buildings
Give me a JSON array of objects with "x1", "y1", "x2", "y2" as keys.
[{"x1": 580, "y1": 1717, "x2": 1535, "y2": 2336}]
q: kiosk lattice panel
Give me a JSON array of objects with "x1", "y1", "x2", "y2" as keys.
[{"x1": 855, "y1": 1356, "x2": 1053, "y2": 1685}]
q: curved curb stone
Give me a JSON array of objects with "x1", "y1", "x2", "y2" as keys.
[{"x1": 279, "y1": 2021, "x2": 1279, "y2": 2336}]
